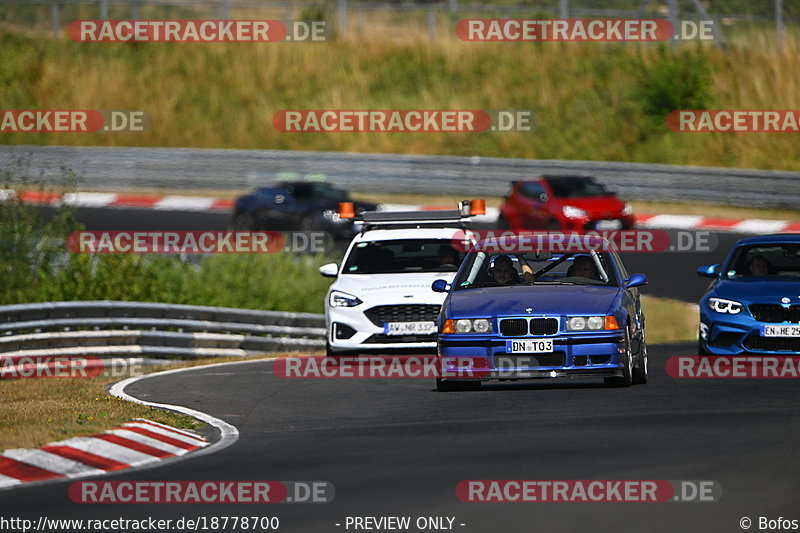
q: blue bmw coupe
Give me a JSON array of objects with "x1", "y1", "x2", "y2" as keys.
[
  {"x1": 697, "y1": 233, "x2": 800, "y2": 356},
  {"x1": 431, "y1": 235, "x2": 648, "y2": 391}
]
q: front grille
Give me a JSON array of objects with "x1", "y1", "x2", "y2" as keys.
[
  {"x1": 364, "y1": 304, "x2": 441, "y2": 327},
  {"x1": 749, "y1": 304, "x2": 800, "y2": 323},
  {"x1": 710, "y1": 332, "x2": 743, "y2": 347},
  {"x1": 363, "y1": 333, "x2": 437, "y2": 344},
  {"x1": 743, "y1": 334, "x2": 800, "y2": 352},
  {"x1": 499, "y1": 319, "x2": 528, "y2": 336},
  {"x1": 494, "y1": 352, "x2": 566, "y2": 368},
  {"x1": 530, "y1": 318, "x2": 559, "y2": 335},
  {"x1": 499, "y1": 318, "x2": 559, "y2": 336}
]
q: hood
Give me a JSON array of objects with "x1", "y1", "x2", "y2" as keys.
[
  {"x1": 447, "y1": 284, "x2": 621, "y2": 317},
  {"x1": 711, "y1": 279, "x2": 800, "y2": 305},
  {"x1": 331, "y1": 272, "x2": 457, "y2": 304}
]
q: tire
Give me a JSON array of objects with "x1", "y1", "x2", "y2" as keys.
[
  {"x1": 496, "y1": 215, "x2": 509, "y2": 230},
  {"x1": 547, "y1": 218, "x2": 561, "y2": 231},
  {"x1": 697, "y1": 336, "x2": 710, "y2": 356},
  {"x1": 232, "y1": 212, "x2": 255, "y2": 230},
  {"x1": 632, "y1": 339, "x2": 648, "y2": 385},
  {"x1": 605, "y1": 324, "x2": 633, "y2": 388},
  {"x1": 436, "y1": 379, "x2": 481, "y2": 392}
]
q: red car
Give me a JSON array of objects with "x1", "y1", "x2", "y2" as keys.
[{"x1": 499, "y1": 175, "x2": 635, "y2": 231}]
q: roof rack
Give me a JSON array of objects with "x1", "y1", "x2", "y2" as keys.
[{"x1": 339, "y1": 199, "x2": 485, "y2": 231}]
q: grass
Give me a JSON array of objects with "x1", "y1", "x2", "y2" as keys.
[
  {"x1": 641, "y1": 295, "x2": 698, "y2": 344},
  {"x1": 1, "y1": 27, "x2": 800, "y2": 171}
]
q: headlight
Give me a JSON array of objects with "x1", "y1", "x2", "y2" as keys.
[
  {"x1": 567, "y1": 316, "x2": 606, "y2": 331},
  {"x1": 329, "y1": 290, "x2": 363, "y2": 307},
  {"x1": 562, "y1": 205, "x2": 588, "y2": 219},
  {"x1": 708, "y1": 297, "x2": 743, "y2": 315},
  {"x1": 622, "y1": 203, "x2": 633, "y2": 216},
  {"x1": 322, "y1": 209, "x2": 345, "y2": 223},
  {"x1": 452, "y1": 318, "x2": 492, "y2": 334}
]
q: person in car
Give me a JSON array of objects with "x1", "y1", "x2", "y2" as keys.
[
  {"x1": 436, "y1": 245, "x2": 460, "y2": 269},
  {"x1": 567, "y1": 255, "x2": 600, "y2": 280},
  {"x1": 490, "y1": 255, "x2": 534, "y2": 285},
  {"x1": 747, "y1": 254, "x2": 771, "y2": 276}
]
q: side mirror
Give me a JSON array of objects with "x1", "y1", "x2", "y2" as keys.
[
  {"x1": 696, "y1": 264, "x2": 720, "y2": 278},
  {"x1": 431, "y1": 279, "x2": 450, "y2": 293},
  {"x1": 319, "y1": 263, "x2": 339, "y2": 278},
  {"x1": 624, "y1": 273, "x2": 648, "y2": 288}
]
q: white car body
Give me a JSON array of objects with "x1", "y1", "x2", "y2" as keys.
[{"x1": 324, "y1": 227, "x2": 466, "y2": 354}]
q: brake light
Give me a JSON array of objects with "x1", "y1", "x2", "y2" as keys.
[
  {"x1": 442, "y1": 319, "x2": 455, "y2": 334},
  {"x1": 339, "y1": 202, "x2": 355, "y2": 219},
  {"x1": 604, "y1": 316, "x2": 620, "y2": 330},
  {"x1": 470, "y1": 199, "x2": 486, "y2": 216}
]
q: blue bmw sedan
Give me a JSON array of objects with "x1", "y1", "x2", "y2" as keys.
[
  {"x1": 431, "y1": 235, "x2": 648, "y2": 391},
  {"x1": 697, "y1": 233, "x2": 800, "y2": 356}
]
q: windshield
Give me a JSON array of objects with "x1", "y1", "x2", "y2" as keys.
[
  {"x1": 453, "y1": 251, "x2": 619, "y2": 289},
  {"x1": 343, "y1": 239, "x2": 465, "y2": 274},
  {"x1": 724, "y1": 243, "x2": 800, "y2": 278},
  {"x1": 545, "y1": 176, "x2": 611, "y2": 198}
]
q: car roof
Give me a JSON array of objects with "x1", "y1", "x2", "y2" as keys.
[{"x1": 735, "y1": 233, "x2": 800, "y2": 246}]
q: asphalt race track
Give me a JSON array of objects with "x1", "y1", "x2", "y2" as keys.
[
  {"x1": 2, "y1": 346, "x2": 798, "y2": 533},
  {"x1": 3, "y1": 206, "x2": 794, "y2": 533}
]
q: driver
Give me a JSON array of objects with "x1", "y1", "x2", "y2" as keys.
[{"x1": 490, "y1": 255, "x2": 534, "y2": 285}]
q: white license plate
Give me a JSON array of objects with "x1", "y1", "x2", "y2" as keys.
[
  {"x1": 595, "y1": 220, "x2": 623, "y2": 230},
  {"x1": 505, "y1": 339, "x2": 554, "y2": 353},
  {"x1": 384, "y1": 321, "x2": 436, "y2": 335},
  {"x1": 761, "y1": 325, "x2": 800, "y2": 337}
]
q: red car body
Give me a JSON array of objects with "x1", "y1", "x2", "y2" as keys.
[{"x1": 499, "y1": 175, "x2": 635, "y2": 231}]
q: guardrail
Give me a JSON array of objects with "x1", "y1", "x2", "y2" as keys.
[
  {"x1": 2, "y1": 145, "x2": 800, "y2": 209},
  {"x1": 0, "y1": 301, "x2": 326, "y2": 365}
]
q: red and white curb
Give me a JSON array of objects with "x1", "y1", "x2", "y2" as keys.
[
  {"x1": 0, "y1": 359, "x2": 249, "y2": 491},
  {"x1": 3, "y1": 190, "x2": 798, "y2": 234},
  {"x1": 0, "y1": 419, "x2": 207, "y2": 489},
  {"x1": 0, "y1": 190, "x2": 234, "y2": 211}
]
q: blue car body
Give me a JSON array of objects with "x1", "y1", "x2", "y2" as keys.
[
  {"x1": 697, "y1": 233, "x2": 800, "y2": 355},
  {"x1": 432, "y1": 236, "x2": 648, "y2": 390}
]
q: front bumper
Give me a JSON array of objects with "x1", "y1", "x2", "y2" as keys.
[
  {"x1": 327, "y1": 304, "x2": 439, "y2": 354},
  {"x1": 437, "y1": 331, "x2": 626, "y2": 381},
  {"x1": 700, "y1": 311, "x2": 800, "y2": 355}
]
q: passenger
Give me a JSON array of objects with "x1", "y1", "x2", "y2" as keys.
[
  {"x1": 567, "y1": 255, "x2": 599, "y2": 280},
  {"x1": 747, "y1": 255, "x2": 771, "y2": 276}
]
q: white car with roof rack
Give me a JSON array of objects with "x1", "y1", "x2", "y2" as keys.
[{"x1": 319, "y1": 200, "x2": 483, "y2": 355}]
